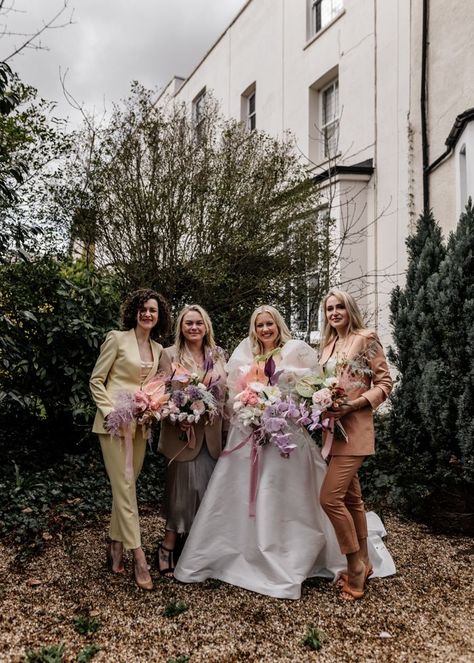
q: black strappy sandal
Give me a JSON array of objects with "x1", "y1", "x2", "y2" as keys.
[{"x1": 156, "y1": 543, "x2": 175, "y2": 578}]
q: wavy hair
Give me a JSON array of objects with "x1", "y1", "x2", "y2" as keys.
[
  {"x1": 248, "y1": 305, "x2": 292, "y2": 356},
  {"x1": 320, "y1": 289, "x2": 366, "y2": 350},
  {"x1": 121, "y1": 288, "x2": 171, "y2": 342}
]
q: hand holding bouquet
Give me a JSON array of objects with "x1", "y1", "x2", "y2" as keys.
[
  {"x1": 295, "y1": 364, "x2": 349, "y2": 448},
  {"x1": 105, "y1": 375, "x2": 171, "y2": 479},
  {"x1": 233, "y1": 354, "x2": 300, "y2": 457}
]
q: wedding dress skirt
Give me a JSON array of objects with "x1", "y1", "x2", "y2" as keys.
[{"x1": 174, "y1": 422, "x2": 395, "y2": 600}]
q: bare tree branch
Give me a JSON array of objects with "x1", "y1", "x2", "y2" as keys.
[{"x1": 1, "y1": 1, "x2": 74, "y2": 62}]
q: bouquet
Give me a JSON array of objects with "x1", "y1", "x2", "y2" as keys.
[
  {"x1": 105, "y1": 376, "x2": 171, "y2": 479},
  {"x1": 295, "y1": 355, "x2": 371, "y2": 457},
  {"x1": 165, "y1": 352, "x2": 221, "y2": 458},
  {"x1": 224, "y1": 353, "x2": 307, "y2": 517},
  {"x1": 232, "y1": 354, "x2": 302, "y2": 457}
]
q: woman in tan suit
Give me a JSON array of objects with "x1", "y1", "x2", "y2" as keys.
[
  {"x1": 90, "y1": 288, "x2": 170, "y2": 590},
  {"x1": 157, "y1": 304, "x2": 227, "y2": 577},
  {"x1": 319, "y1": 289, "x2": 393, "y2": 600}
]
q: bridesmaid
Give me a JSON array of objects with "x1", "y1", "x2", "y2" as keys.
[
  {"x1": 90, "y1": 288, "x2": 170, "y2": 590},
  {"x1": 319, "y1": 289, "x2": 393, "y2": 600},
  {"x1": 157, "y1": 304, "x2": 227, "y2": 577}
]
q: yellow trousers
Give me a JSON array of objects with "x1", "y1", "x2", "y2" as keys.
[
  {"x1": 99, "y1": 430, "x2": 147, "y2": 550},
  {"x1": 320, "y1": 455, "x2": 368, "y2": 555}
]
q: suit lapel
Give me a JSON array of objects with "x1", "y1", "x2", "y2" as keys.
[
  {"x1": 126, "y1": 329, "x2": 141, "y2": 383},
  {"x1": 320, "y1": 336, "x2": 337, "y2": 365}
]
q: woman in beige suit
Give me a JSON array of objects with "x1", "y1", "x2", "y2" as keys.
[
  {"x1": 90, "y1": 288, "x2": 170, "y2": 590},
  {"x1": 319, "y1": 289, "x2": 393, "y2": 600},
  {"x1": 157, "y1": 304, "x2": 227, "y2": 577}
]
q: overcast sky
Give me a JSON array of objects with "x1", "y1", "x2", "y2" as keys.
[{"x1": 1, "y1": 0, "x2": 246, "y2": 125}]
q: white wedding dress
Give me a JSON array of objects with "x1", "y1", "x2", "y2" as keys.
[{"x1": 174, "y1": 339, "x2": 395, "y2": 599}]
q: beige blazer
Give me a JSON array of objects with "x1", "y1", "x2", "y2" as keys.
[
  {"x1": 320, "y1": 329, "x2": 393, "y2": 456},
  {"x1": 158, "y1": 345, "x2": 227, "y2": 462},
  {"x1": 90, "y1": 329, "x2": 163, "y2": 435}
]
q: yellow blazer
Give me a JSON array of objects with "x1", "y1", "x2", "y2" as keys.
[
  {"x1": 158, "y1": 345, "x2": 227, "y2": 462},
  {"x1": 320, "y1": 329, "x2": 393, "y2": 456},
  {"x1": 90, "y1": 329, "x2": 163, "y2": 435}
]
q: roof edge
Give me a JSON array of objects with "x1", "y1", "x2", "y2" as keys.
[{"x1": 312, "y1": 159, "x2": 374, "y2": 185}]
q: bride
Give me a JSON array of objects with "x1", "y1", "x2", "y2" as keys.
[{"x1": 173, "y1": 305, "x2": 395, "y2": 599}]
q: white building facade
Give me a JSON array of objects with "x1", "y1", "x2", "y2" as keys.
[{"x1": 159, "y1": 0, "x2": 474, "y2": 342}]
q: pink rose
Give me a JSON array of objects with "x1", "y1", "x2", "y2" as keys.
[
  {"x1": 191, "y1": 400, "x2": 206, "y2": 415},
  {"x1": 238, "y1": 388, "x2": 260, "y2": 406},
  {"x1": 312, "y1": 387, "x2": 333, "y2": 410},
  {"x1": 133, "y1": 391, "x2": 150, "y2": 414}
]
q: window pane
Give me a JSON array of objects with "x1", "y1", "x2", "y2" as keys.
[
  {"x1": 324, "y1": 123, "x2": 338, "y2": 157},
  {"x1": 312, "y1": 0, "x2": 343, "y2": 34},
  {"x1": 248, "y1": 92, "x2": 255, "y2": 115}
]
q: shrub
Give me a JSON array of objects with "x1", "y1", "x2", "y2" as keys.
[{"x1": 0, "y1": 257, "x2": 120, "y2": 451}]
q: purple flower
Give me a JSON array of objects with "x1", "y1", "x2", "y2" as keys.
[
  {"x1": 262, "y1": 416, "x2": 287, "y2": 433},
  {"x1": 186, "y1": 385, "x2": 204, "y2": 401},
  {"x1": 272, "y1": 433, "x2": 297, "y2": 455},
  {"x1": 172, "y1": 390, "x2": 187, "y2": 407}
]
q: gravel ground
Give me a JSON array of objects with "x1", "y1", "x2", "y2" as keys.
[{"x1": 0, "y1": 511, "x2": 473, "y2": 663}]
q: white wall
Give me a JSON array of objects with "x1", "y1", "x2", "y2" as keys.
[{"x1": 158, "y1": 0, "x2": 471, "y2": 342}]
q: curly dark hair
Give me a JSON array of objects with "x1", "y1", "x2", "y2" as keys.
[{"x1": 121, "y1": 288, "x2": 171, "y2": 342}]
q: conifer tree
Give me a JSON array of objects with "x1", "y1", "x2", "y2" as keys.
[
  {"x1": 386, "y1": 211, "x2": 446, "y2": 509},
  {"x1": 427, "y1": 200, "x2": 474, "y2": 484}
]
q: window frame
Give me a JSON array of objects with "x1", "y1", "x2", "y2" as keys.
[
  {"x1": 310, "y1": 0, "x2": 343, "y2": 37},
  {"x1": 192, "y1": 87, "x2": 207, "y2": 133},
  {"x1": 241, "y1": 83, "x2": 257, "y2": 131},
  {"x1": 320, "y1": 78, "x2": 339, "y2": 159},
  {"x1": 247, "y1": 90, "x2": 256, "y2": 131}
]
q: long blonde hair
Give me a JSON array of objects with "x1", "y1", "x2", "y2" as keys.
[
  {"x1": 248, "y1": 305, "x2": 292, "y2": 356},
  {"x1": 320, "y1": 289, "x2": 366, "y2": 350},
  {"x1": 174, "y1": 304, "x2": 217, "y2": 367}
]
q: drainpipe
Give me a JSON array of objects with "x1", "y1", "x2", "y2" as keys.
[{"x1": 421, "y1": 0, "x2": 430, "y2": 212}]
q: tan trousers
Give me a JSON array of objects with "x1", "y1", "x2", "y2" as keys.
[
  {"x1": 320, "y1": 455, "x2": 368, "y2": 555},
  {"x1": 99, "y1": 430, "x2": 147, "y2": 550}
]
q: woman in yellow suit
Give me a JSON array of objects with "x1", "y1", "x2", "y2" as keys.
[{"x1": 90, "y1": 288, "x2": 170, "y2": 590}]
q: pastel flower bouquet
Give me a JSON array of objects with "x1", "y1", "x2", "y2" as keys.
[
  {"x1": 105, "y1": 376, "x2": 171, "y2": 479},
  {"x1": 232, "y1": 354, "x2": 303, "y2": 457},
  {"x1": 164, "y1": 352, "x2": 221, "y2": 460},
  {"x1": 166, "y1": 354, "x2": 220, "y2": 427},
  {"x1": 295, "y1": 358, "x2": 358, "y2": 457}
]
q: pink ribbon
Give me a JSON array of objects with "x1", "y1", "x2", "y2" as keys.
[
  {"x1": 186, "y1": 425, "x2": 196, "y2": 450},
  {"x1": 221, "y1": 431, "x2": 260, "y2": 517},
  {"x1": 167, "y1": 424, "x2": 196, "y2": 466},
  {"x1": 321, "y1": 418, "x2": 334, "y2": 460},
  {"x1": 320, "y1": 419, "x2": 348, "y2": 459},
  {"x1": 123, "y1": 424, "x2": 134, "y2": 481}
]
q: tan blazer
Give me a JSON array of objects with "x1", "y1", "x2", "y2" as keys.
[
  {"x1": 158, "y1": 345, "x2": 227, "y2": 462},
  {"x1": 320, "y1": 329, "x2": 393, "y2": 456},
  {"x1": 90, "y1": 329, "x2": 163, "y2": 435}
]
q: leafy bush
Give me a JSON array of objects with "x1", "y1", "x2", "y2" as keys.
[
  {"x1": 0, "y1": 442, "x2": 166, "y2": 561},
  {"x1": 0, "y1": 257, "x2": 121, "y2": 450}
]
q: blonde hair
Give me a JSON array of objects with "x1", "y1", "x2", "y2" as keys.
[
  {"x1": 320, "y1": 289, "x2": 366, "y2": 350},
  {"x1": 174, "y1": 304, "x2": 216, "y2": 366},
  {"x1": 248, "y1": 305, "x2": 292, "y2": 356}
]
